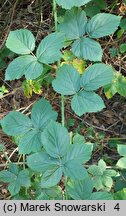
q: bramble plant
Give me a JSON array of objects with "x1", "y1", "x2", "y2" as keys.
[{"x1": 0, "y1": 0, "x2": 126, "y2": 200}]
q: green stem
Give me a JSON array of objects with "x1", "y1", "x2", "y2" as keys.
[
  {"x1": 61, "y1": 95, "x2": 65, "y2": 127},
  {"x1": 53, "y1": 0, "x2": 58, "y2": 31},
  {"x1": 64, "y1": 176, "x2": 68, "y2": 200},
  {"x1": 23, "y1": 154, "x2": 25, "y2": 169},
  {"x1": 53, "y1": 0, "x2": 65, "y2": 127}
]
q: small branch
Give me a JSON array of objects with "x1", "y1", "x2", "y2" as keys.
[
  {"x1": 0, "y1": 162, "x2": 27, "y2": 168},
  {"x1": 8, "y1": 147, "x2": 18, "y2": 160}
]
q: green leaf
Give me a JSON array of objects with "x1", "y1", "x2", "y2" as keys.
[
  {"x1": 117, "y1": 145, "x2": 126, "y2": 157},
  {"x1": 116, "y1": 74, "x2": 126, "y2": 96},
  {"x1": 36, "y1": 32, "x2": 64, "y2": 64},
  {"x1": 120, "y1": 18, "x2": 126, "y2": 30},
  {"x1": 52, "y1": 64, "x2": 80, "y2": 95},
  {"x1": 102, "y1": 176, "x2": 113, "y2": 188},
  {"x1": 62, "y1": 50, "x2": 75, "y2": 61},
  {"x1": 88, "y1": 165, "x2": 103, "y2": 176},
  {"x1": 117, "y1": 29, "x2": 124, "y2": 39},
  {"x1": 71, "y1": 91, "x2": 105, "y2": 116},
  {"x1": 93, "y1": 176, "x2": 103, "y2": 190},
  {"x1": 56, "y1": 0, "x2": 92, "y2": 9},
  {"x1": 72, "y1": 38, "x2": 102, "y2": 61},
  {"x1": 9, "y1": 163, "x2": 19, "y2": 175},
  {"x1": 63, "y1": 161, "x2": 88, "y2": 180},
  {"x1": 117, "y1": 157, "x2": 126, "y2": 169},
  {"x1": 0, "y1": 164, "x2": 31, "y2": 196},
  {"x1": 114, "y1": 189, "x2": 126, "y2": 200},
  {"x1": 8, "y1": 169, "x2": 30, "y2": 196},
  {"x1": 104, "y1": 82, "x2": 117, "y2": 99},
  {"x1": 67, "y1": 177, "x2": 93, "y2": 199},
  {"x1": 27, "y1": 151, "x2": 60, "y2": 172},
  {"x1": 1, "y1": 111, "x2": 32, "y2": 136},
  {"x1": 84, "y1": 0, "x2": 107, "y2": 18},
  {"x1": 41, "y1": 166, "x2": 62, "y2": 188},
  {"x1": 93, "y1": 0, "x2": 107, "y2": 9},
  {"x1": 8, "y1": 182, "x2": 20, "y2": 196},
  {"x1": 6, "y1": 29, "x2": 35, "y2": 54},
  {"x1": 18, "y1": 130, "x2": 42, "y2": 154},
  {"x1": 1, "y1": 98, "x2": 57, "y2": 154},
  {"x1": 41, "y1": 121, "x2": 70, "y2": 158},
  {"x1": 31, "y1": 98, "x2": 57, "y2": 130},
  {"x1": 98, "y1": 159, "x2": 106, "y2": 172},
  {"x1": 63, "y1": 143, "x2": 93, "y2": 164},
  {"x1": 81, "y1": 63, "x2": 114, "y2": 91},
  {"x1": 59, "y1": 8, "x2": 87, "y2": 40},
  {"x1": 90, "y1": 192, "x2": 113, "y2": 200},
  {"x1": 17, "y1": 169, "x2": 31, "y2": 188},
  {"x1": 88, "y1": 160, "x2": 116, "y2": 191},
  {"x1": 104, "y1": 169, "x2": 116, "y2": 177},
  {"x1": 0, "y1": 58, "x2": 6, "y2": 69},
  {"x1": 86, "y1": 13, "x2": 121, "y2": 38},
  {"x1": 0, "y1": 170, "x2": 16, "y2": 183},
  {"x1": 36, "y1": 186, "x2": 62, "y2": 200},
  {"x1": 73, "y1": 133, "x2": 86, "y2": 145},
  {"x1": 120, "y1": 43, "x2": 126, "y2": 53},
  {"x1": 114, "y1": 170, "x2": 126, "y2": 192},
  {"x1": 5, "y1": 55, "x2": 43, "y2": 80}
]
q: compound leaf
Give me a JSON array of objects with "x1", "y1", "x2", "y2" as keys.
[
  {"x1": 5, "y1": 55, "x2": 43, "y2": 80},
  {"x1": 41, "y1": 121, "x2": 70, "y2": 158},
  {"x1": 72, "y1": 38, "x2": 102, "y2": 61},
  {"x1": 1, "y1": 111, "x2": 32, "y2": 136},
  {"x1": 71, "y1": 91, "x2": 105, "y2": 116},
  {"x1": 86, "y1": 13, "x2": 121, "y2": 38},
  {"x1": 56, "y1": 0, "x2": 92, "y2": 9},
  {"x1": 0, "y1": 164, "x2": 30, "y2": 196},
  {"x1": 52, "y1": 64, "x2": 80, "y2": 95},
  {"x1": 6, "y1": 29, "x2": 35, "y2": 54},
  {"x1": 59, "y1": 8, "x2": 87, "y2": 40},
  {"x1": 81, "y1": 63, "x2": 114, "y2": 91},
  {"x1": 36, "y1": 32, "x2": 64, "y2": 64}
]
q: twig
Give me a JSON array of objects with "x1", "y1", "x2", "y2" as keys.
[
  {"x1": 22, "y1": 102, "x2": 35, "y2": 114},
  {"x1": 8, "y1": 147, "x2": 18, "y2": 160},
  {"x1": 54, "y1": 102, "x2": 118, "y2": 133},
  {"x1": 0, "y1": 87, "x2": 22, "y2": 99},
  {"x1": 0, "y1": 162, "x2": 26, "y2": 168},
  {"x1": 0, "y1": 0, "x2": 19, "y2": 49}
]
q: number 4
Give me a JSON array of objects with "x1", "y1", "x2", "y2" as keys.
[{"x1": 114, "y1": 203, "x2": 120, "y2": 211}]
